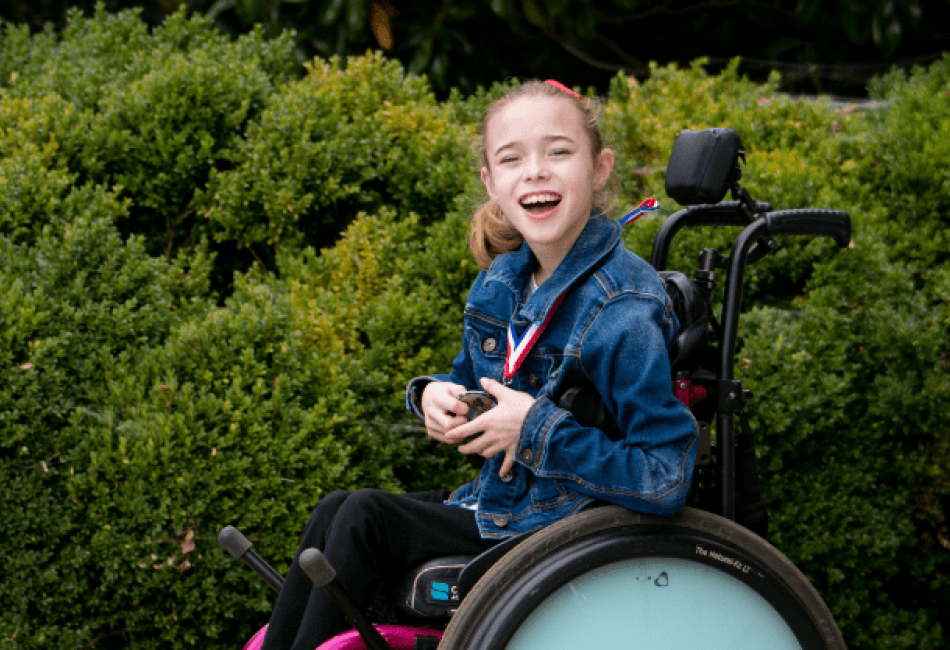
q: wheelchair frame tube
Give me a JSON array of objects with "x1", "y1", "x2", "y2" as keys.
[
  {"x1": 651, "y1": 202, "x2": 770, "y2": 522},
  {"x1": 650, "y1": 201, "x2": 772, "y2": 271},
  {"x1": 716, "y1": 220, "x2": 770, "y2": 521},
  {"x1": 651, "y1": 204, "x2": 851, "y2": 522},
  {"x1": 718, "y1": 210, "x2": 851, "y2": 521}
]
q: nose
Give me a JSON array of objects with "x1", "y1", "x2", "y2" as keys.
[{"x1": 524, "y1": 153, "x2": 550, "y2": 181}]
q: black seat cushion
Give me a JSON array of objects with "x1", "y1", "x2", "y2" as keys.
[
  {"x1": 390, "y1": 555, "x2": 475, "y2": 620},
  {"x1": 389, "y1": 531, "x2": 537, "y2": 621}
]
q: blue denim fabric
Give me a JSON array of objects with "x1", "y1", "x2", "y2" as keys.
[{"x1": 406, "y1": 215, "x2": 698, "y2": 538}]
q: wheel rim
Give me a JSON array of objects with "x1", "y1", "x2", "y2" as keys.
[
  {"x1": 508, "y1": 556, "x2": 802, "y2": 649},
  {"x1": 441, "y1": 508, "x2": 842, "y2": 650}
]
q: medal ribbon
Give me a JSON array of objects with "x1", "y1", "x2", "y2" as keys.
[
  {"x1": 505, "y1": 291, "x2": 568, "y2": 382},
  {"x1": 620, "y1": 197, "x2": 659, "y2": 226}
]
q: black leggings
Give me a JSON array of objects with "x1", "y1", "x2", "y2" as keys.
[{"x1": 259, "y1": 489, "x2": 499, "y2": 650}]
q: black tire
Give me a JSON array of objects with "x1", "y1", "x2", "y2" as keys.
[{"x1": 440, "y1": 506, "x2": 844, "y2": 650}]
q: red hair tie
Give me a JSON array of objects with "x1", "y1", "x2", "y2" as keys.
[{"x1": 544, "y1": 79, "x2": 582, "y2": 100}]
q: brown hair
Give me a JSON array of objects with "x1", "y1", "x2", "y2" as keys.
[{"x1": 469, "y1": 80, "x2": 615, "y2": 270}]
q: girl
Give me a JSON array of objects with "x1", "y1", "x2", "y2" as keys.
[{"x1": 259, "y1": 80, "x2": 697, "y2": 650}]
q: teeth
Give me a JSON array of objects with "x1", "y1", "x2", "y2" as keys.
[{"x1": 521, "y1": 193, "x2": 560, "y2": 206}]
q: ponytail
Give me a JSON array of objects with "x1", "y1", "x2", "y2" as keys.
[{"x1": 469, "y1": 200, "x2": 523, "y2": 270}]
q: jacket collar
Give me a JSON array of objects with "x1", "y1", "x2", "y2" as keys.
[{"x1": 485, "y1": 215, "x2": 621, "y2": 324}]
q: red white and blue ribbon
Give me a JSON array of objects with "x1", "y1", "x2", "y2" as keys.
[
  {"x1": 620, "y1": 197, "x2": 659, "y2": 226},
  {"x1": 504, "y1": 292, "x2": 568, "y2": 383}
]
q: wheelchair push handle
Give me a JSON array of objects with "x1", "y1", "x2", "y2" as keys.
[
  {"x1": 764, "y1": 208, "x2": 852, "y2": 249},
  {"x1": 744, "y1": 208, "x2": 852, "y2": 267}
]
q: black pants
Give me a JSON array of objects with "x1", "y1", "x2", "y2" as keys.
[{"x1": 259, "y1": 489, "x2": 498, "y2": 650}]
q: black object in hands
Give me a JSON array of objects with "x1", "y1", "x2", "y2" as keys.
[{"x1": 457, "y1": 390, "x2": 498, "y2": 421}]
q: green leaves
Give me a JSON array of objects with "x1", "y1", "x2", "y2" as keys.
[
  {"x1": 0, "y1": 5, "x2": 298, "y2": 286},
  {"x1": 197, "y1": 52, "x2": 473, "y2": 266}
]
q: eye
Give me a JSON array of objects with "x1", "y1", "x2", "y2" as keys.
[
  {"x1": 550, "y1": 148, "x2": 571, "y2": 157},
  {"x1": 499, "y1": 154, "x2": 519, "y2": 164}
]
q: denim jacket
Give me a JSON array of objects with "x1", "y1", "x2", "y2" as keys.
[{"x1": 406, "y1": 216, "x2": 698, "y2": 539}]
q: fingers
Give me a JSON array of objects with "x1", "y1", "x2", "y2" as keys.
[
  {"x1": 458, "y1": 434, "x2": 507, "y2": 460},
  {"x1": 456, "y1": 426, "x2": 516, "y2": 479},
  {"x1": 446, "y1": 419, "x2": 482, "y2": 448},
  {"x1": 427, "y1": 414, "x2": 468, "y2": 443},
  {"x1": 421, "y1": 382, "x2": 469, "y2": 442},
  {"x1": 427, "y1": 378, "x2": 533, "y2": 479},
  {"x1": 479, "y1": 376, "x2": 509, "y2": 399},
  {"x1": 450, "y1": 387, "x2": 525, "y2": 476},
  {"x1": 422, "y1": 381, "x2": 467, "y2": 415},
  {"x1": 500, "y1": 450, "x2": 515, "y2": 478}
]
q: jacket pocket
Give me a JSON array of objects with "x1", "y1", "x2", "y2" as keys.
[
  {"x1": 464, "y1": 317, "x2": 507, "y2": 383},
  {"x1": 528, "y1": 474, "x2": 571, "y2": 507}
]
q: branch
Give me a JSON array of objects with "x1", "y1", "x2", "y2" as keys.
[
  {"x1": 544, "y1": 29, "x2": 629, "y2": 73},
  {"x1": 595, "y1": 0, "x2": 793, "y2": 24},
  {"x1": 599, "y1": 34, "x2": 648, "y2": 72}
]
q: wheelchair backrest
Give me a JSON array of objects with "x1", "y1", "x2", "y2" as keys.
[{"x1": 659, "y1": 270, "x2": 711, "y2": 373}]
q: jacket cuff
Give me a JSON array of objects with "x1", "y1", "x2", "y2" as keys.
[
  {"x1": 405, "y1": 376, "x2": 438, "y2": 419},
  {"x1": 515, "y1": 396, "x2": 566, "y2": 473}
]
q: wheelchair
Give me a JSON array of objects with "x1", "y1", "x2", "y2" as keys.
[{"x1": 219, "y1": 127, "x2": 852, "y2": 650}]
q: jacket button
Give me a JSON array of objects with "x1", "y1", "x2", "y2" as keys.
[
  {"x1": 493, "y1": 515, "x2": 508, "y2": 528},
  {"x1": 500, "y1": 472, "x2": 513, "y2": 483},
  {"x1": 521, "y1": 448, "x2": 534, "y2": 464},
  {"x1": 529, "y1": 374, "x2": 540, "y2": 386},
  {"x1": 482, "y1": 338, "x2": 497, "y2": 353}
]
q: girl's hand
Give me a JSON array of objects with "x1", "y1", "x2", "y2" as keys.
[
  {"x1": 444, "y1": 377, "x2": 535, "y2": 477},
  {"x1": 421, "y1": 381, "x2": 470, "y2": 443}
]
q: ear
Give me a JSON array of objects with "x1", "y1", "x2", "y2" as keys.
[
  {"x1": 480, "y1": 166, "x2": 497, "y2": 201},
  {"x1": 593, "y1": 148, "x2": 615, "y2": 190}
]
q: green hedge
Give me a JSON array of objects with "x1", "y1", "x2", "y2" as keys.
[
  {"x1": 196, "y1": 52, "x2": 475, "y2": 268},
  {"x1": 0, "y1": 5, "x2": 298, "y2": 290},
  {"x1": 1, "y1": 7, "x2": 948, "y2": 649}
]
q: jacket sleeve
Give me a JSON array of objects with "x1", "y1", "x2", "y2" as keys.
[
  {"x1": 405, "y1": 330, "x2": 479, "y2": 418},
  {"x1": 515, "y1": 293, "x2": 698, "y2": 515}
]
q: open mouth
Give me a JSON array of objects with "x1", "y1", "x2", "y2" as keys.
[{"x1": 519, "y1": 192, "x2": 562, "y2": 216}]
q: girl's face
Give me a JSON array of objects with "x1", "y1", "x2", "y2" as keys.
[{"x1": 480, "y1": 94, "x2": 613, "y2": 279}]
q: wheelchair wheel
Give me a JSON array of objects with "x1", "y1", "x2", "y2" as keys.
[{"x1": 440, "y1": 506, "x2": 844, "y2": 649}]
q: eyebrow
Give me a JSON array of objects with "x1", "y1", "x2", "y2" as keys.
[{"x1": 493, "y1": 134, "x2": 576, "y2": 157}]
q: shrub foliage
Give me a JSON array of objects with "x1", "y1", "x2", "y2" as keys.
[
  {"x1": 196, "y1": 52, "x2": 474, "y2": 269},
  {"x1": 0, "y1": 8, "x2": 947, "y2": 650}
]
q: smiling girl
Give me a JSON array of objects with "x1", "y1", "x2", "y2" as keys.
[
  {"x1": 414, "y1": 80, "x2": 698, "y2": 527},
  {"x1": 259, "y1": 80, "x2": 697, "y2": 650}
]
